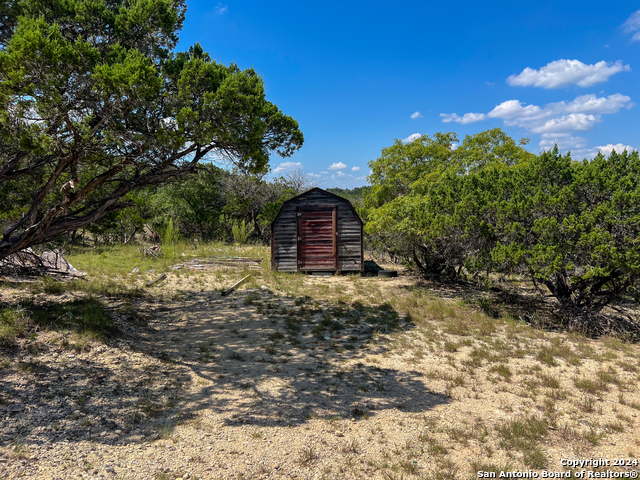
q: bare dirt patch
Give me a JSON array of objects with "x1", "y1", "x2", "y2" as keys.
[{"x1": 1, "y1": 253, "x2": 640, "y2": 479}]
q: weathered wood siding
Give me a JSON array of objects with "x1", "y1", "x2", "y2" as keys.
[{"x1": 271, "y1": 188, "x2": 363, "y2": 273}]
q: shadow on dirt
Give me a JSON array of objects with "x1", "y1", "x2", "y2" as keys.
[
  {"x1": 0, "y1": 287, "x2": 448, "y2": 447},
  {"x1": 140, "y1": 288, "x2": 448, "y2": 427}
]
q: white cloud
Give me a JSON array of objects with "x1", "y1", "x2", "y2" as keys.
[
  {"x1": 488, "y1": 94, "x2": 632, "y2": 132},
  {"x1": 410, "y1": 111, "x2": 422, "y2": 119},
  {"x1": 485, "y1": 81, "x2": 495, "y2": 87},
  {"x1": 623, "y1": 9, "x2": 640, "y2": 41},
  {"x1": 272, "y1": 161, "x2": 302, "y2": 174},
  {"x1": 214, "y1": 3, "x2": 228, "y2": 14},
  {"x1": 483, "y1": 94, "x2": 633, "y2": 129},
  {"x1": 442, "y1": 93, "x2": 634, "y2": 149},
  {"x1": 539, "y1": 133, "x2": 588, "y2": 150},
  {"x1": 402, "y1": 133, "x2": 422, "y2": 143},
  {"x1": 597, "y1": 143, "x2": 637, "y2": 156},
  {"x1": 351, "y1": 166, "x2": 360, "y2": 171},
  {"x1": 440, "y1": 112, "x2": 486, "y2": 124},
  {"x1": 561, "y1": 93, "x2": 633, "y2": 114},
  {"x1": 328, "y1": 162, "x2": 347, "y2": 171},
  {"x1": 530, "y1": 113, "x2": 599, "y2": 134},
  {"x1": 507, "y1": 59, "x2": 630, "y2": 89}
]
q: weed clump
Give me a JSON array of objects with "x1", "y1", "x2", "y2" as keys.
[{"x1": 0, "y1": 307, "x2": 30, "y2": 345}]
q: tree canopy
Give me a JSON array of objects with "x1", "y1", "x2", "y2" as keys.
[
  {"x1": 366, "y1": 129, "x2": 640, "y2": 325},
  {"x1": 0, "y1": 0, "x2": 304, "y2": 260},
  {"x1": 365, "y1": 128, "x2": 534, "y2": 275}
]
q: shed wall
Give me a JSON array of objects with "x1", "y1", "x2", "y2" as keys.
[{"x1": 272, "y1": 189, "x2": 363, "y2": 272}]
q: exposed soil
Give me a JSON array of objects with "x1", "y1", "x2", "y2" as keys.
[{"x1": 1, "y1": 264, "x2": 640, "y2": 480}]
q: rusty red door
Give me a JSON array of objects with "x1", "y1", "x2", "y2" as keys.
[{"x1": 297, "y1": 206, "x2": 337, "y2": 271}]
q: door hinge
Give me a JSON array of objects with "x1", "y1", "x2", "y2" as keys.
[{"x1": 297, "y1": 236, "x2": 301, "y2": 241}]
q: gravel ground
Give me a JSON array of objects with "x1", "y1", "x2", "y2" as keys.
[{"x1": 1, "y1": 271, "x2": 640, "y2": 479}]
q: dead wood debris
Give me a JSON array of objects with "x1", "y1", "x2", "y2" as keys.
[
  {"x1": 145, "y1": 273, "x2": 168, "y2": 287},
  {"x1": 0, "y1": 248, "x2": 86, "y2": 280},
  {"x1": 172, "y1": 257, "x2": 263, "y2": 272},
  {"x1": 141, "y1": 245, "x2": 162, "y2": 257},
  {"x1": 221, "y1": 275, "x2": 251, "y2": 296}
]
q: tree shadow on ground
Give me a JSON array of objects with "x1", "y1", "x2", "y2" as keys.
[
  {"x1": 0, "y1": 286, "x2": 448, "y2": 448},
  {"x1": 138, "y1": 288, "x2": 448, "y2": 427},
  {"x1": 404, "y1": 275, "x2": 640, "y2": 338},
  {"x1": 403, "y1": 274, "x2": 553, "y2": 317}
]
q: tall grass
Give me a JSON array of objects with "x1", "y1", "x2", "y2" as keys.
[
  {"x1": 231, "y1": 220, "x2": 255, "y2": 244},
  {"x1": 0, "y1": 307, "x2": 29, "y2": 345},
  {"x1": 162, "y1": 218, "x2": 181, "y2": 265}
]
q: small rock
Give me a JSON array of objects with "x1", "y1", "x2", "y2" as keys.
[
  {"x1": 105, "y1": 467, "x2": 116, "y2": 474},
  {"x1": 115, "y1": 430, "x2": 122, "y2": 435},
  {"x1": 7, "y1": 403, "x2": 25, "y2": 413},
  {"x1": 335, "y1": 431, "x2": 344, "y2": 437}
]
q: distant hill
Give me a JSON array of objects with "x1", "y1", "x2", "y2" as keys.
[{"x1": 326, "y1": 186, "x2": 371, "y2": 207}]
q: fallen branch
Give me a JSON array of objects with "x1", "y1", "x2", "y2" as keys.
[
  {"x1": 141, "y1": 245, "x2": 162, "y2": 257},
  {"x1": 0, "y1": 248, "x2": 85, "y2": 277},
  {"x1": 146, "y1": 273, "x2": 167, "y2": 287},
  {"x1": 221, "y1": 275, "x2": 251, "y2": 296}
]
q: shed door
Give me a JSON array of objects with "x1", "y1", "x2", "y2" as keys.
[{"x1": 297, "y1": 206, "x2": 337, "y2": 271}]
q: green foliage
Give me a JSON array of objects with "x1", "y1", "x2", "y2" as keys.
[
  {"x1": 0, "y1": 297, "x2": 112, "y2": 345},
  {"x1": 163, "y1": 219, "x2": 180, "y2": 246},
  {"x1": 367, "y1": 129, "x2": 640, "y2": 321},
  {"x1": 231, "y1": 219, "x2": 255, "y2": 244},
  {"x1": 84, "y1": 164, "x2": 300, "y2": 245},
  {"x1": 0, "y1": 0, "x2": 303, "y2": 260},
  {"x1": 326, "y1": 186, "x2": 371, "y2": 208},
  {"x1": 365, "y1": 128, "x2": 534, "y2": 274},
  {"x1": 161, "y1": 217, "x2": 180, "y2": 261},
  {"x1": 0, "y1": 307, "x2": 29, "y2": 345},
  {"x1": 487, "y1": 148, "x2": 640, "y2": 316}
]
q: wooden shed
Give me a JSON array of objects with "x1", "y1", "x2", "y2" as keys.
[{"x1": 271, "y1": 188, "x2": 364, "y2": 273}]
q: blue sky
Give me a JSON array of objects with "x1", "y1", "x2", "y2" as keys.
[{"x1": 178, "y1": 1, "x2": 640, "y2": 188}]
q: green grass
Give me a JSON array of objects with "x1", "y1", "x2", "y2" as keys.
[
  {"x1": 1, "y1": 297, "x2": 114, "y2": 347},
  {"x1": 64, "y1": 241, "x2": 271, "y2": 278},
  {"x1": 574, "y1": 377, "x2": 608, "y2": 394},
  {"x1": 0, "y1": 307, "x2": 29, "y2": 345},
  {"x1": 497, "y1": 415, "x2": 549, "y2": 459}
]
